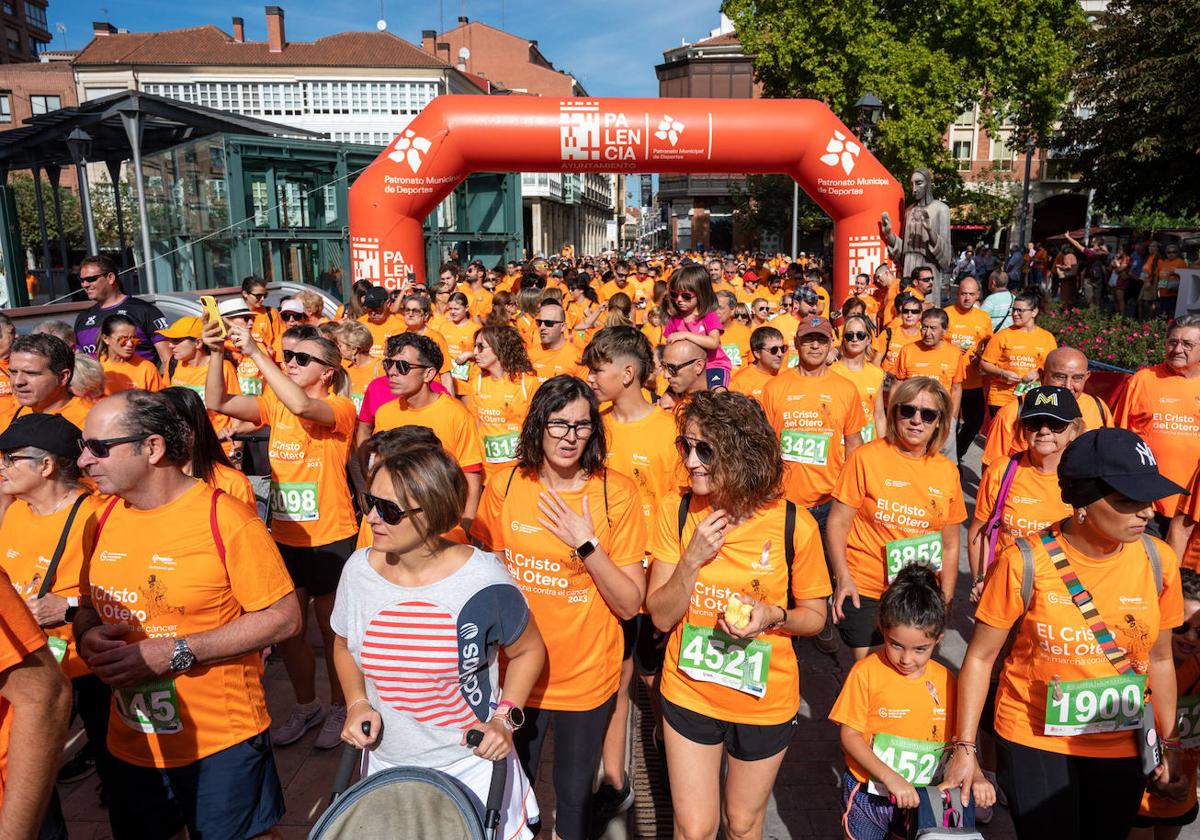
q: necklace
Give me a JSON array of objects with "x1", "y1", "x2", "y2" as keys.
[{"x1": 31, "y1": 488, "x2": 77, "y2": 517}]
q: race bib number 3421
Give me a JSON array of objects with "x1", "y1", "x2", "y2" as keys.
[{"x1": 780, "y1": 430, "x2": 830, "y2": 466}]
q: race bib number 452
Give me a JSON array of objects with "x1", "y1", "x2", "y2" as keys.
[
  {"x1": 1044, "y1": 673, "x2": 1145, "y2": 736},
  {"x1": 867, "y1": 732, "x2": 944, "y2": 796},
  {"x1": 677, "y1": 624, "x2": 771, "y2": 698},
  {"x1": 270, "y1": 481, "x2": 320, "y2": 522}
]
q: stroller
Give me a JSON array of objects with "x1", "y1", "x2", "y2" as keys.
[{"x1": 308, "y1": 728, "x2": 508, "y2": 840}]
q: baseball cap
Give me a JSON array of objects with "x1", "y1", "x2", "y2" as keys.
[
  {"x1": 157, "y1": 316, "x2": 203, "y2": 340},
  {"x1": 1058, "y1": 428, "x2": 1186, "y2": 504},
  {"x1": 217, "y1": 298, "x2": 251, "y2": 318},
  {"x1": 795, "y1": 286, "x2": 820, "y2": 306},
  {"x1": 796, "y1": 317, "x2": 834, "y2": 342},
  {"x1": 0, "y1": 413, "x2": 82, "y2": 459},
  {"x1": 1018, "y1": 386, "x2": 1080, "y2": 424},
  {"x1": 362, "y1": 286, "x2": 389, "y2": 309},
  {"x1": 280, "y1": 299, "x2": 305, "y2": 315}
]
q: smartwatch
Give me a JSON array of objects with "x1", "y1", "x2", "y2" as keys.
[
  {"x1": 64, "y1": 597, "x2": 80, "y2": 623},
  {"x1": 573, "y1": 537, "x2": 599, "y2": 560}
]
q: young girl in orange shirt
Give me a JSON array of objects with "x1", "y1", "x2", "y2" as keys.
[{"x1": 98, "y1": 314, "x2": 163, "y2": 395}]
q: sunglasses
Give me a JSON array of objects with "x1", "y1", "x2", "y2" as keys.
[
  {"x1": 280, "y1": 311, "x2": 305, "y2": 321},
  {"x1": 843, "y1": 331, "x2": 870, "y2": 342},
  {"x1": 761, "y1": 345, "x2": 787, "y2": 356},
  {"x1": 0, "y1": 453, "x2": 40, "y2": 469},
  {"x1": 244, "y1": 291, "x2": 266, "y2": 300},
  {"x1": 112, "y1": 335, "x2": 141, "y2": 347},
  {"x1": 282, "y1": 350, "x2": 334, "y2": 368},
  {"x1": 670, "y1": 290, "x2": 697, "y2": 302},
  {"x1": 1021, "y1": 417, "x2": 1071, "y2": 434},
  {"x1": 545, "y1": 420, "x2": 594, "y2": 439},
  {"x1": 382, "y1": 358, "x2": 432, "y2": 375},
  {"x1": 663, "y1": 358, "x2": 703, "y2": 376},
  {"x1": 536, "y1": 319, "x2": 563, "y2": 328},
  {"x1": 1173, "y1": 623, "x2": 1200, "y2": 637},
  {"x1": 403, "y1": 308, "x2": 426, "y2": 316},
  {"x1": 363, "y1": 492, "x2": 423, "y2": 526},
  {"x1": 896, "y1": 403, "x2": 940, "y2": 424},
  {"x1": 676, "y1": 435, "x2": 715, "y2": 465},
  {"x1": 78, "y1": 434, "x2": 148, "y2": 458},
  {"x1": 900, "y1": 308, "x2": 922, "y2": 315}
]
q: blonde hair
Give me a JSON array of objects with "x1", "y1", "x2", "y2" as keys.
[
  {"x1": 70, "y1": 353, "x2": 105, "y2": 400},
  {"x1": 333, "y1": 320, "x2": 373, "y2": 354},
  {"x1": 294, "y1": 290, "x2": 324, "y2": 317},
  {"x1": 885, "y1": 376, "x2": 952, "y2": 456}
]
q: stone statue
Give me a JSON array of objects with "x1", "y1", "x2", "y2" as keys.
[{"x1": 880, "y1": 168, "x2": 953, "y2": 302}]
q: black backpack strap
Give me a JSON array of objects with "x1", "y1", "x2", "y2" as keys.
[
  {"x1": 676, "y1": 492, "x2": 692, "y2": 540},
  {"x1": 503, "y1": 465, "x2": 518, "y2": 499},
  {"x1": 1092, "y1": 393, "x2": 1110, "y2": 426},
  {"x1": 36, "y1": 494, "x2": 90, "y2": 598},
  {"x1": 784, "y1": 501, "x2": 797, "y2": 608}
]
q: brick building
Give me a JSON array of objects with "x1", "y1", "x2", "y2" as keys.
[
  {"x1": 1, "y1": 0, "x2": 50, "y2": 64},
  {"x1": 0, "y1": 56, "x2": 75, "y2": 131},
  {"x1": 418, "y1": 17, "x2": 585, "y2": 96}
]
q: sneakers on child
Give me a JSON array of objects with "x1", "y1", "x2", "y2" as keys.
[{"x1": 272, "y1": 701, "x2": 326, "y2": 746}]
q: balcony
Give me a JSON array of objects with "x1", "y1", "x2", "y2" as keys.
[{"x1": 520, "y1": 172, "x2": 563, "y2": 201}]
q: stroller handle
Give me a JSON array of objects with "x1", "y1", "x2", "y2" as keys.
[
  {"x1": 331, "y1": 721, "x2": 371, "y2": 801},
  {"x1": 464, "y1": 728, "x2": 507, "y2": 840}
]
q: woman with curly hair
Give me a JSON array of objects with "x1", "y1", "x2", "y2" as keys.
[
  {"x1": 646, "y1": 390, "x2": 831, "y2": 840},
  {"x1": 472, "y1": 375, "x2": 647, "y2": 840},
  {"x1": 456, "y1": 324, "x2": 540, "y2": 482}
]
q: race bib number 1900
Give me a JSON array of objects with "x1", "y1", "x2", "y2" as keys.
[
  {"x1": 270, "y1": 481, "x2": 320, "y2": 522},
  {"x1": 867, "y1": 732, "x2": 944, "y2": 796},
  {"x1": 1044, "y1": 673, "x2": 1145, "y2": 736},
  {"x1": 677, "y1": 624, "x2": 771, "y2": 698},
  {"x1": 885, "y1": 532, "x2": 943, "y2": 583},
  {"x1": 115, "y1": 677, "x2": 183, "y2": 734}
]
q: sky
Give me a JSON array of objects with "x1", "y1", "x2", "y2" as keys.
[{"x1": 47, "y1": 0, "x2": 723, "y2": 98}]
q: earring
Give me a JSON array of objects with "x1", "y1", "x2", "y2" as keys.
[{"x1": 1076, "y1": 510, "x2": 1087, "y2": 524}]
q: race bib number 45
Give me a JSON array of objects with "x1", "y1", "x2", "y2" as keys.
[
  {"x1": 115, "y1": 677, "x2": 183, "y2": 735},
  {"x1": 867, "y1": 732, "x2": 944, "y2": 796},
  {"x1": 678, "y1": 624, "x2": 771, "y2": 698},
  {"x1": 1044, "y1": 673, "x2": 1145, "y2": 736},
  {"x1": 270, "y1": 481, "x2": 320, "y2": 522},
  {"x1": 885, "y1": 533, "x2": 942, "y2": 583},
  {"x1": 780, "y1": 430, "x2": 830, "y2": 466}
]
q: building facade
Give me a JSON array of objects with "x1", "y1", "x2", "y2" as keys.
[
  {"x1": 0, "y1": 57, "x2": 75, "y2": 132},
  {"x1": 0, "y1": 0, "x2": 49, "y2": 64}
]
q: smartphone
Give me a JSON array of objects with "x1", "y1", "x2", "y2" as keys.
[{"x1": 199, "y1": 295, "x2": 226, "y2": 339}]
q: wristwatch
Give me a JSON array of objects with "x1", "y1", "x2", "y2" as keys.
[
  {"x1": 170, "y1": 638, "x2": 197, "y2": 673},
  {"x1": 494, "y1": 701, "x2": 525, "y2": 731},
  {"x1": 64, "y1": 597, "x2": 80, "y2": 623},
  {"x1": 572, "y1": 537, "x2": 599, "y2": 560}
]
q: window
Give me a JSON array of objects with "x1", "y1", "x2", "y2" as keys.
[
  {"x1": 29, "y1": 94, "x2": 59, "y2": 115},
  {"x1": 954, "y1": 107, "x2": 975, "y2": 128},
  {"x1": 952, "y1": 140, "x2": 972, "y2": 170},
  {"x1": 0, "y1": 94, "x2": 9, "y2": 123},
  {"x1": 84, "y1": 87, "x2": 125, "y2": 101},
  {"x1": 23, "y1": 1, "x2": 45, "y2": 30},
  {"x1": 6, "y1": 26, "x2": 20, "y2": 52},
  {"x1": 1, "y1": 3, "x2": 13, "y2": 15}
]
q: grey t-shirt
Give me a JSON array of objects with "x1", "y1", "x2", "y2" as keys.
[{"x1": 330, "y1": 546, "x2": 530, "y2": 770}]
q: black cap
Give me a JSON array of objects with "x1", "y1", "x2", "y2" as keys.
[
  {"x1": 362, "y1": 286, "x2": 389, "y2": 308},
  {"x1": 1059, "y1": 428, "x2": 1186, "y2": 504},
  {"x1": 1019, "y1": 386, "x2": 1081, "y2": 423},
  {"x1": 0, "y1": 413, "x2": 82, "y2": 459}
]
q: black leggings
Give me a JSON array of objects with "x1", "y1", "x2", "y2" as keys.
[
  {"x1": 995, "y1": 735, "x2": 1146, "y2": 840},
  {"x1": 515, "y1": 694, "x2": 616, "y2": 840},
  {"x1": 957, "y1": 387, "x2": 985, "y2": 460}
]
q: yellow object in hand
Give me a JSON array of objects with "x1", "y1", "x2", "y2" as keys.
[{"x1": 724, "y1": 595, "x2": 753, "y2": 630}]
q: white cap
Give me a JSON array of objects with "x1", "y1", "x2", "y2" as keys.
[
  {"x1": 280, "y1": 299, "x2": 305, "y2": 314},
  {"x1": 217, "y1": 297, "x2": 252, "y2": 318}
]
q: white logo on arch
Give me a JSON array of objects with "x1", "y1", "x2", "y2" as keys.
[
  {"x1": 654, "y1": 115, "x2": 685, "y2": 146},
  {"x1": 819, "y1": 130, "x2": 861, "y2": 175},
  {"x1": 387, "y1": 129, "x2": 432, "y2": 173}
]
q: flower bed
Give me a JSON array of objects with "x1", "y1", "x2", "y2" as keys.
[{"x1": 1039, "y1": 306, "x2": 1168, "y2": 372}]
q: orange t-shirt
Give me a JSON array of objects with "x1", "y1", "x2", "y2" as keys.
[
  {"x1": 1113, "y1": 363, "x2": 1200, "y2": 516},
  {"x1": 101, "y1": 356, "x2": 163, "y2": 395},
  {"x1": 343, "y1": 359, "x2": 383, "y2": 414},
  {"x1": 1179, "y1": 463, "x2": 1200, "y2": 571},
  {"x1": 248, "y1": 308, "x2": 281, "y2": 350},
  {"x1": 529, "y1": 342, "x2": 586, "y2": 382},
  {"x1": 770, "y1": 312, "x2": 801, "y2": 348},
  {"x1": 457, "y1": 371, "x2": 534, "y2": 479},
  {"x1": 357, "y1": 315, "x2": 405, "y2": 359},
  {"x1": 1139, "y1": 654, "x2": 1200, "y2": 818},
  {"x1": 12, "y1": 396, "x2": 93, "y2": 432},
  {"x1": 374, "y1": 393, "x2": 484, "y2": 474},
  {"x1": 640, "y1": 321, "x2": 665, "y2": 349},
  {"x1": 439, "y1": 318, "x2": 478, "y2": 376},
  {"x1": 463, "y1": 287, "x2": 494, "y2": 321},
  {"x1": 0, "y1": 494, "x2": 101, "y2": 680},
  {"x1": 84, "y1": 482, "x2": 295, "y2": 767},
  {"x1": 980, "y1": 393, "x2": 1110, "y2": 469},
  {"x1": 895, "y1": 341, "x2": 966, "y2": 392},
  {"x1": 165, "y1": 357, "x2": 240, "y2": 443},
  {"x1": 719, "y1": 322, "x2": 753, "y2": 370},
  {"x1": 830, "y1": 360, "x2": 886, "y2": 444},
  {"x1": 873, "y1": 325, "x2": 922, "y2": 374},
  {"x1": 829, "y1": 651, "x2": 957, "y2": 782},
  {"x1": 0, "y1": 361, "x2": 14, "y2": 430},
  {"x1": 832, "y1": 440, "x2": 967, "y2": 599},
  {"x1": 514, "y1": 314, "x2": 538, "y2": 348},
  {"x1": 973, "y1": 454, "x2": 1072, "y2": 554},
  {"x1": 980, "y1": 326, "x2": 1058, "y2": 408},
  {"x1": 254, "y1": 390, "x2": 358, "y2": 547},
  {"x1": 976, "y1": 525, "x2": 1182, "y2": 757},
  {"x1": 209, "y1": 462, "x2": 256, "y2": 509},
  {"x1": 730, "y1": 364, "x2": 777, "y2": 403},
  {"x1": 650, "y1": 493, "x2": 831, "y2": 724},
  {"x1": 1147, "y1": 256, "x2": 1189, "y2": 298},
  {"x1": 471, "y1": 468, "x2": 647, "y2": 711},
  {"x1": 602, "y1": 406, "x2": 681, "y2": 528},
  {"x1": 410, "y1": 325, "x2": 452, "y2": 375},
  {"x1": 232, "y1": 353, "x2": 266, "y2": 397},
  {"x1": 943, "y1": 305, "x2": 993, "y2": 389},
  {"x1": 0, "y1": 567, "x2": 46, "y2": 812},
  {"x1": 761, "y1": 368, "x2": 866, "y2": 507}
]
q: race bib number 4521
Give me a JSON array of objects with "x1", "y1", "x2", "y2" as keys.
[{"x1": 677, "y1": 624, "x2": 771, "y2": 698}]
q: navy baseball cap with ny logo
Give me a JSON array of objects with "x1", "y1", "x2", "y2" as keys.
[{"x1": 1059, "y1": 428, "x2": 1187, "y2": 504}]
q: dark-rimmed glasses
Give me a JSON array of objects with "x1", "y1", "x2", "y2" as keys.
[
  {"x1": 363, "y1": 493, "x2": 423, "y2": 526},
  {"x1": 78, "y1": 434, "x2": 149, "y2": 458}
]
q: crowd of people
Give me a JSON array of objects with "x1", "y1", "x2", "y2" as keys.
[{"x1": 0, "y1": 247, "x2": 1197, "y2": 840}]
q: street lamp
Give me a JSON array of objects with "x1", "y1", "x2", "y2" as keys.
[
  {"x1": 853, "y1": 92, "x2": 884, "y2": 151},
  {"x1": 65, "y1": 128, "x2": 99, "y2": 253}
]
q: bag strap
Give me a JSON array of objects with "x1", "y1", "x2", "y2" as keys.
[
  {"x1": 784, "y1": 501, "x2": 796, "y2": 607},
  {"x1": 1014, "y1": 536, "x2": 1036, "y2": 612},
  {"x1": 36, "y1": 493, "x2": 90, "y2": 598},
  {"x1": 1091, "y1": 393, "x2": 1110, "y2": 426},
  {"x1": 1141, "y1": 534, "x2": 1162, "y2": 595},
  {"x1": 1040, "y1": 531, "x2": 1134, "y2": 675},
  {"x1": 676, "y1": 492, "x2": 692, "y2": 540},
  {"x1": 983, "y1": 457, "x2": 1021, "y2": 570}
]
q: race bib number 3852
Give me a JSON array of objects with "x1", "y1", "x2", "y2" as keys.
[
  {"x1": 885, "y1": 533, "x2": 942, "y2": 583},
  {"x1": 677, "y1": 624, "x2": 771, "y2": 698}
]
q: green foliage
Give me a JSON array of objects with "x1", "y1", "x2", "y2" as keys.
[
  {"x1": 1060, "y1": 0, "x2": 1200, "y2": 217},
  {"x1": 953, "y1": 164, "x2": 1020, "y2": 233},
  {"x1": 11, "y1": 174, "x2": 84, "y2": 255},
  {"x1": 721, "y1": 0, "x2": 1082, "y2": 199},
  {"x1": 730, "y1": 174, "x2": 828, "y2": 246},
  {"x1": 1099, "y1": 202, "x2": 1200, "y2": 235},
  {"x1": 1039, "y1": 304, "x2": 1168, "y2": 372}
]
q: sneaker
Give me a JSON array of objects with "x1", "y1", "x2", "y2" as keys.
[
  {"x1": 315, "y1": 705, "x2": 347, "y2": 750},
  {"x1": 272, "y1": 702, "x2": 326, "y2": 746},
  {"x1": 57, "y1": 749, "x2": 95, "y2": 783},
  {"x1": 589, "y1": 776, "x2": 634, "y2": 838}
]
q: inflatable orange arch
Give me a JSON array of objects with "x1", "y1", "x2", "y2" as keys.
[{"x1": 348, "y1": 95, "x2": 904, "y2": 305}]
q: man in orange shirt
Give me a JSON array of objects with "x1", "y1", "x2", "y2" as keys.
[
  {"x1": 943, "y1": 277, "x2": 992, "y2": 459},
  {"x1": 1114, "y1": 315, "x2": 1200, "y2": 536},
  {"x1": 73, "y1": 389, "x2": 300, "y2": 839},
  {"x1": 762, "y1": 317, "x2": 865, "y2": 537},
  {"x1": 888, "y1": 308, "x2": 965, "y2": 461},
  {"x1": 1150, "y1": 243, "x2": 1188, "y2": 316},
  {"x1": 730, "y1": 325, "x2": 785, "y2": 402},
  {"x1": 529, "y1": 301, "x2": 586, "y2": 381},
  {"x1": 659, "y1": 339, "x2": 709, "y2": 413},
  {"x1": 7, "y1": 334, "x2": 92, "y2": 431},
  {"x1": 356, "y1": 285, "x2": 404, "y2": 359}
]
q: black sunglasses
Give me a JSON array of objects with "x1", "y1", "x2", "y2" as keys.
[
  {"x1": 244, "y1": 291, "x2": 266, "y2": 300},
  {"x1": 761, "y1": 345, "x2": 787, "y2": 356},
  {"x1": 79, "y1": 434, "x2": 149, "y2": 458},
  {"x1": 280, "y1": 311, "x2": 305, "y2": 321},
  {"x1": 363, "y1": 492, "x2": 422, "y2": 526},
  {"x1": 676, "y1": 435, "x2": 715, "y2": 465},
  {"x1": 283, "y1": 350, "x2": 334, "y2": 368},
  {"x1": 382, "y1": 358, "x2": 432, "y2": 375},
  {"x1": 670, "y1": 290, "x2": 697, "y2": 301},
  {"x1": 900, "y1": 308, "x2": 922, "y2": 315},
  {"x1": 536, "y1": 319, "x2": 563, "y2": 328},
  {"x1": 664, "y1": 358, "x2": 703, "y2": 377},
  {"x1": 1021, "y1": 417, "x2": 1071, "y2": 434},
  {"x1": 896, "y1": 404, "x2": 940, "y2": 424},
  {"x1": 843, "y1": 331, "x2": 870, "y2": 342}
]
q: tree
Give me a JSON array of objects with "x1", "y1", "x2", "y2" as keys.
[
  {"x1": 11, "y1": 174, "x2": 85, "y2": 261},
  {"x1": 721, "y1": 0, "x2": 1083, "y2": 199},
  {"x1": 730, "y1": 174, "x2": 828, "y2": 249},
  {"x1": 1058, "y1": 0, "x2": 1200, "y2": 217},
  {"x1": 953, "y1": 164, "x2": 1020, "y2": 238}
]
